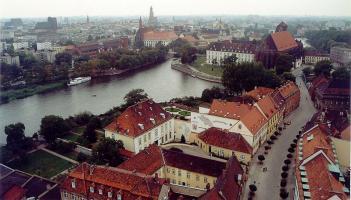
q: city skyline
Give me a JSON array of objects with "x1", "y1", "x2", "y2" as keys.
[{"x1": 1, "y1": 0, "x2": 351, "y2": 18}]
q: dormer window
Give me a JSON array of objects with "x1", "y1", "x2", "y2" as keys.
[
  {"x1": 150, "y1": 118, "x2": 156, "y2": 125},
  {"x1": 138, "y1": 112, "x2": 142, "y2": 116},
  {"x1": 71, "y1": 180, "x2": 76, "y2": 189},
  {"x1": 160, "y1": 113, "x2": 165, "y2": 119},
  {"x1": 108, "y1": 191, "x2": 113, "y2": 198},
  {"x1": 117, "y1": 193, "x2": 122, "y2": 200},
  {"x1": 90, "y1": 186, "x2": 94, "y2": 193},
  {"x1": 98, "y1": 189, "x2": 103, "y2": 195},
  {"x1": 138, "y1": 123, "x2": 144, "y2": 130}
]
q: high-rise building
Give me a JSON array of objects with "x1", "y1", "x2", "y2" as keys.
[
  {"x1": 35, "y1": 17, "x2": 57, "y2": 30},
  {"x1": 148, "y1": 6, "x2": 158, "y2": 27}
]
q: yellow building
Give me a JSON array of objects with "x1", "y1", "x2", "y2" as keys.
[
  {"x1": 195, "y1": 127, "x2": 253, "y2": 165},
  {"x1": 117, "y1": 144, "x2": 238, "y2": 190}
]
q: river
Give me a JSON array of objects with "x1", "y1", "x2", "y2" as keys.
[{"x1": 0, "y1": 60, "x2": 218, "y2": 144}]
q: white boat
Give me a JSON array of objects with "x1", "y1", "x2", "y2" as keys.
[{"x1": 67, "y1": 77, "x2": 91, "y2": 86}]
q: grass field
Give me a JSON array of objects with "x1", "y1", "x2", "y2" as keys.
[
  {"x1": 165, "y1": 107, "x2": 181, "y2": 112},
  {"x1": 178, "y1": 110, "x2": 191, "y2": 116},
  {"x1": 7, "y1": 150, "x2": 74, "y2": 178},
  {"x1": 191, "y1": 56, "x2": 224, "y2": 77},
  {"x1": 72, "y1": 126, "x2": 85, "y2": 134}
]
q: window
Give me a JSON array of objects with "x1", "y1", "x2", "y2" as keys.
[
  {"x1": 148, "y1": 132, "x2": 151, "y2": 140},
  {"x1": 155, "y1": 129, "x2": 158, "y2": 137},
  {"x1": 165, "y1": 134, "x2": 168, "y2": 141},
  {"x1": 98, "y1": 189, "x2": 102, "y2": 195},
  {"x1": 240, "y1": 154, "x2": 245, "y2": 160},
  {"x1": 196, "y1": 175, "x2": 200, "y2": 181},
  {"x1": 89, "y1": 186, "x2": 94, "y2": 193},
  {"x1": 172, "y1": 169, "x2": 175, "y2": 175},
  {"x1": 169, "y1": 132, "x2": 172, "y2": 139},
  {"x1": 117, "y1": 194, "x2": 122, "y2": 200},
  {"x1": 63, "y1": 191, "x2": 68, "y2": 199},
  {"x1": 167, "y1": 167, "x2": 170, "y2": 173},
  {"x1": 204, "y1": 177, "x2": 208, "y2": 183},
  {"x1": 108, "y1": 191, "x2": 112, "y2": 198},
  {"x1": 172, "y1": 179, "x2": 176, "y2": 184},
  {"x1": 71, "y1": 181, "x2": 76, "y2": 188},
  {"x1": 186, "y1": 172, "x2": 190, "y2": 179},
  {"x1": 143, "y1": 135, "x2": 146, "y2": 142},
  {"x1": 178, "y1": 169, "x2": 181, "y2": 176},
  {"x1": 178, "y1": 181, "x2": 181, "y2": 185},
  {"x1": 138, "y1": 138, "x2": 141, "y2": 145}
]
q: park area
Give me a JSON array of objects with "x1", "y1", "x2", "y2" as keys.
[
  {"x1": 165, "y1": 107, "x2": 191, "y2": 118},
  {"x1": 7, "y1": 149, "x2": 74, "y2": 179},
  {"x1": 191, "y1": 56, "x2": 224, "y2": 77}
]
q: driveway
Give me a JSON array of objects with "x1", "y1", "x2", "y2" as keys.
[{"x1": 242, "y1": 66, "x2": 317, "y2": 200}]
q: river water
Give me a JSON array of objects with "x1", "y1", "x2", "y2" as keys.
[{"x1": 0, "y1": 60, "x2": 218, "y2": 144}]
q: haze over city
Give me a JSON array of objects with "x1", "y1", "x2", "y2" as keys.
[{"x1": 1, "y1": 0, "x2": 351, "y2": 18}]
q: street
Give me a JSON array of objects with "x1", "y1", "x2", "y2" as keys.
[{"x1": 242, "y1": 66, "x2": 317, "y2": 200}]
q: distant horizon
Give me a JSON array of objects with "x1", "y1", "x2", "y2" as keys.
[{"x1": 0, "y1": 0, "x2": 350, "y2": 19}]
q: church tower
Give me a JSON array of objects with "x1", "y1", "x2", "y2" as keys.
[{"x1": 148, "y1": 6, "x2": 157, "y2": 27}]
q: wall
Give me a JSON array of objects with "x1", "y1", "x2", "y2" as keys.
[{"x1": 174, "y1": 119, "x2": 191, "y2": 141}]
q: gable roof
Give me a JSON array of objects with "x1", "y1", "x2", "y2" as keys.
[
  {"x1": 278, "y1": 81, "x2": 299, "y2": 99},
  {"x1": 143, "y1": 31, "x2": 178, "y2": 41},
  {"x1": 246, "y1": 87, "x2": 274, "y2": 101},
  {"x1": 199, "y1": 156, "x2": 243, "y2": 200},
  {"x1": 61, "y1": 163, "x2": 165, "y2": 199},
  {"x1": 105, "y1": 99, "x2": 172, "y2": 138},
  {"x1": 270, "y1": 31, "x2": 298, "y2": 52},
  {"x1": 256, "y1": 95, "x2": 279, "y2": 119},
  {"x1": 209, "y1": 100, "x2": 267, "y2": 135},
  {"x1": 198, "y1": 127, "x2": 252, "y2": 154}
]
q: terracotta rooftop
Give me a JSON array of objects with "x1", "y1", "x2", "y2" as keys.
[
  {"x1": 143, "y1": 31, "x2": 178, "y2": 41},
  {"x1": 118, "y1": 144, "x2": 164, "y2": 175},
  {"x1": 198, "y1": 127, "x2": 252, "y2": 154},
  {"x1": 105, "y1": 99, "x2": 172, "y2": 138},
  {"x1": 245, "y1": 87, "x2": 274, "y2": 101},
  {"x1": 209, "y1": 100, "x2": 267, "y2": 135},
  {"x1": 270, "y1": 31, "x2": 298, "y2": 52},
  {"x1": 295, "y1": 124, "x2": 349, "y2": 200},
  {"x1": 199, "y1": 156, "x2": 244, "y2": 200},
  {"x1": 256, "y1": 95, "x2": 279, "y2": 119},
  {"x1": 118, "y1": 145, "x2": 228, "y2": 178},
  {"x1": 61, "y1": 163, "x2": 165, "y2": 199},
  {"x1": 278, "y1": 81, "x2": 299, "y2": 99}
]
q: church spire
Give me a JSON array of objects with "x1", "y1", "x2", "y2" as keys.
[{"x1": 139, "y1": 16, "x2": 143, "y2": 29}]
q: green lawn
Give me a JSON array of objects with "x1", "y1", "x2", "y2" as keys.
[
  {"x1": 191, "y1": 56, "x2": 224, "y2": 77},
  {"x1": 63, "y1": 133, "x2": 81, "y2": 143},
  {"x1": 72, "y1": 126, "x2": 85, "y2": 134},
  {"x1": 178, "y1": 110, "x2": 191, "y2": 116},
  {"x1": 165, "y1": 107, "x2": 181, "y2": 112},
  {"x1": 7, "y1": 150, "x2": 74, "y2": 178}
]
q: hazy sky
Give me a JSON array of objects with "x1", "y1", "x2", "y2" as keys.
[{"x1": 1, "y1": 0, "x2": 350, "y2": 18}]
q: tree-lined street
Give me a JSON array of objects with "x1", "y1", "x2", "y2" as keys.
[{"x1": 243, "y1": 66, "x2": 317, "y2": 200}]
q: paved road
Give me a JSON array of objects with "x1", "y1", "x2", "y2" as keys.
[{"x1": 242, "y1": 67, "x2": 317, "y2": 200}]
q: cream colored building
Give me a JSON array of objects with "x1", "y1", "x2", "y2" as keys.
[{"x1": 104, "y1": 100, "x2": 175, "y2": 153}]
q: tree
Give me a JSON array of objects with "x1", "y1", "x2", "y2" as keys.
[
  {"x1": 284, "y1": 159, "x2": 291, "y2": 165},
  {"x1": 258, "y1": 154, "x2": 265, "y2": 164},
  {"x1": 282, "y1": 165, "x2": 289, "y2": 171},
  {"x1": 222, "y1": 62, "x2": 281, "y2": 94},
  {"x1": 222, "y1": 55, "x2": 237, "y2": 66},
  {"x1": 40, "y1": 115, "x2": 70, "y2": 145},
  {"x1": 275, "y1": 54, "x2": 294, "y2": 75},
  {"x1": 55, "y1": 52, "x2": 72, "y2": 66},
  {"x1": 124, "y1": 89, "x2": 148, "y2": 106},
  {"x1": 180, "y1": 45, "x2": 197, "y2": 64},
  {"x1": 83, "y1": 117, "x2": 101, "y2": 143},
  {"x1": 280, "y1": 191, "x2": 289, "y2": 199},
  {"x1": 332, "y1": 66, "x2": 350, "y2": 80},
  {"x1": 249, "y1": 184, "x2": 257, "y2": 192},
  {"x1": 281, "y1": 172, "x2": 288, "y2": 178},
  {"x1": 302, "y1": 66, "x2": 313, "y2": 76},
  {"x1": 281, "y1": 72, "x2": 296, "y2": 82},
  {"x1": 91, "y1": 138, "x2": 124, "y2": 166},
  {"x1": 280, "y1": 179, "x2": 287, "y2": 187},
  {"x1": 74, "y1": 112, "x2": 93, "y2": 125},
  {"x1": 314, "y1": 60, "x2": 332, "y2": 77},
  {"x1": 87, "y1": 35, "x2": 93, "y2": 41},
  {"x1": 4, "y1": 123, "x2": 26, "y2": 153},
  {"x1": 201, "y1": 87, "x2": 225, "y2": 102}
]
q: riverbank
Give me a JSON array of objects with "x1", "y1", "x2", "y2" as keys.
[
  {"x1": 171, "y1": 60, "x2": 222, "y2": 83},
  {"x1": 0, "y1": 81, "x2": 67, "y2": 105}
]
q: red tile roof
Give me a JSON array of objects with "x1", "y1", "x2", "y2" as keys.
[
  {"x1": 295, "y1": 124, "x2": 348, "y2": 200},
  {"x1": 118, "y1": 144, "x2": 164, "y2": 175},
  {"x1": 143, "y1": 31, "x2": 178, "y2": 41},
  {"x1": 245, "y1": 87, "x2": 274, "y2": 101},
  {"x1": 199, "y1": 156, "x2": 243, "y2": 200},
  {"x1": 3, "y1": 185, "x2": 26, "y2": 200},
  {"x1": 61, "y1": 163, "x2": 165, "y2": 199},
  {"x1": 256, "y1": 95, "x2": 279, "y2": 119},
  {"x1": 105, "y1": 99, "x2": 172, "y2": 138},
  {"x1": 198, "y1": 127, "x2": 252, "y2": 154},
  {"x1": 209, "y1": 100, "x2": 267, "y2": 135},
  {"x1": 278, "y1": 81, "x2": 299, "y2": 99},
  {"x1": 118, "y1": 145, "x2": 227, "y2": 178},
  {"x1": 270, "y1": 31, "x2": 298, "y2": 52}
]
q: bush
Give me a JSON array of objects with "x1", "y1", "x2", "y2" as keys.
[
  {"x1": 258, "y1": 155, "x2": 265, "y2": 164},
  {"x1": 264, "y1": 146, "x2": 271, "y2": 151},
  {"x1": 296, "y1": 135, "x2": 300, "y2": 139},
  {"x1": 274, "y1": 131, "x2": 279, "y2": 136},
  {"x1": 249, "y1": 184, "x2": 257, "y2": 192},
  {"x1": 284, "y1": 159, "x2": 291, "y2": 165},
  {"x1": 281, "y1": 172, "x2": 288, "y2": 178},
  {"x1": 77, "y1": 152, "x2": 88, "y2": 162},
  {"x1": 280, "y1": 191, "x2": 289, "y2": 199},
  {"x1": 287, "y1": 154, "x2": 293, "y2": 159},
  {"x1": 270, "y1": 135, "x2": 277, "y2": 140},
  {"x1": 293, "y1": 139, "x2": 297, "y2": 144},
  {"x1": 282, "y1": 165, "x2": 289, "y2": 171},
  {"x1": 280, "y1": 179, "x2": 287, "y2": 187},
  {"x1": 278, "y1": 127, "x2": 283, "y2": 131},
  {"x1": 288, "y1": 148, "x2": 295, "y2": 153},
  {"x1": 267, "y1": 140, "x2": 274, "y2": 145}
]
